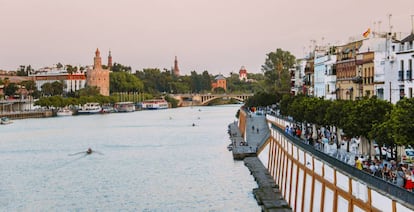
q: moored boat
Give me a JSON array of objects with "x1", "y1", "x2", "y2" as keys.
[
  {"x1": 56, "y1": 108, "x2": 73, "y2": 116},
  {"x1": 114, "y1": 102, "x2": 135, "y2": 112},
  {"x1": 77, "y1": 103, "x2": 102, "y2": 115},
  {"x1": 0, "y1": 117, "x2": 13, "y2": 125},
  {"x1": 141, "y1": 99, "x2": 169, "y2": 110}
]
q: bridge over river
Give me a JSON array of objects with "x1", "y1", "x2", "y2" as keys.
[{"x1": 171, "y1": 93, "x2": 253, "y2": 106}]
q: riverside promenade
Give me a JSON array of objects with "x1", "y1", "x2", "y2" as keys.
[
  {"x1": 228, "y1": 111, "x2": 291, "y2": 211},
  {"x1": 229, "y1": 112, "x2": 269, "y2": 160}
]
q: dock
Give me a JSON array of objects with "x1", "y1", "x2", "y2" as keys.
[{"x1": 0, "y1": 110, "x2": 53, "y2": 120}]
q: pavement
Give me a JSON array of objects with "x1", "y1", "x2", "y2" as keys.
[{"x1": 228, "y1": 111, "x2": 270, "y2": 160}]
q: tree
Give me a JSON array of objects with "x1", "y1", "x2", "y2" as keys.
[
  {"x1": 17, "y1": 65, "x2": 29, "y2": 76},
  {"x1": 391, "y1": 98, "x2": 414, "y2": 147},
  {"x1": 4, "y1": 83, "x2": 18, "y2": 97},
  {"x1": 262, "y1": 48, "x2": 296, "y2": 93},
  {"x1": 110, "y1": 72, "x2": 144, "y2": 93},
  {"x1": 111, "y1": 63, "x2": 132, "y2": 73},
  {"x1": 56, "y1": 62, "x2": 63, "y2": 69},
  {"x1": 76, "y1": 86, "x2": 101, "y2": 97}
]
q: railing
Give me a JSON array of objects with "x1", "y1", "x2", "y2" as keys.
[
  {"x1": 407, "y1": 70, "x2": 412, "y2": 81},
  {"x1": 270, "y1": 123, "x2": 414, "y2": 207},
  {"x1": 398, "y1": 70, "x2": 404, "y2": 81}
]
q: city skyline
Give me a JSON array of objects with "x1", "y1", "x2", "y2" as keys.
[{"x1": 0, "y1": 0, "x2": 413, "y2": 75}]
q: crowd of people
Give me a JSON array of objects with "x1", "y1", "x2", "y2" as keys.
[
  {"x1": 284, "y1": 123, "x2": 414, "y2": 192},
  {"x1": 353, "y1": 156, "x2": 414, "y2": 191}
]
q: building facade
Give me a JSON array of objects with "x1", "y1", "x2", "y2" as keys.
[
  {"x1": 396, "y1": 34, "x2": 414, "y2": 100},
  {"x1": 211, "y1": 74, "x2": 227, "y2": 91},
  {"x1": 30, "y1": 67, "x2": 87, "y2": 94}
]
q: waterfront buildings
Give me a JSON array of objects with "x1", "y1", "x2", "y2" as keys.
[
  {"x1": 30, "y1": 66, "x2": 87, "y2": 94},
  {"x1": 396, "y1": 33, "x2": 414, "y2": 101},
  {"x1": 291, "y1": 25, "x2": 413, "y2": 105}
]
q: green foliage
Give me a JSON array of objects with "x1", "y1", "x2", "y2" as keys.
[
  {"x1": 76, "y1": 86, "x2": 101, "y2": 97},
  {"x1": 110, "y1": 72, "x2": 144, "y2": 93},
  {"x1": 41, "y1": 81, "x2": 64, "y2": 96},
  {"x1": 4, "y1": 82, "x2": 18, "y2": 96},
  {"x1": 390, "y1": 98, "x2": 414, "y2": 146},
  {"x1": 164, "y1": 95, "x2": 179, "y2": 108},
  {"x1": 262, "y1": 48, "x2": 296, "y2": 93},
  {"x1": 213, "y1": 87, "x2": 226, "y2": 94},
  {"x1": 111, "y1": 63, "x2": 132, "y2": 73},
  {"x1": 244, "y1": 91, "x2": 281, "y2": 107}
]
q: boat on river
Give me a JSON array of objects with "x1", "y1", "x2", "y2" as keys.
[
  {"x1": 56, "y1": 108, "x2": 73, "y2": 116},
  {"x1": 114, "y1": 102, "x2": 135, "y2": 112},
  {"x1": 0, "y1": 117, "x2": 13, "y2": 125},
  {"x1": 77, "y1": 103, "x2": 102, "y2": 115},
  {"x1": 141, "y1": 99, "x2": 169, "y2": 110}
]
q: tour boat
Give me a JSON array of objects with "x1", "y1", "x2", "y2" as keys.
[
  {"x1": 77, "y1": 103, "x2": 102, "y2": 114},
  {"x1": 141, "y1": 99, "x2": 169, "y2": 110},
  {"x1": 56, "y1": 108, "x2": 73, "y2": 116},
  {"x1": 0, "y1": 117, "x2": 12, "y2": 125},
  {"x1": 114, "y1": 102, "x2": 135, "y2": 112}
]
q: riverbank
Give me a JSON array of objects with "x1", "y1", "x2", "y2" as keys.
[
  {"x1": 0, "y1": 110, "x2": 53, "y2": 119},
  {"x1": 228, "y1": 110, "x2": 291, "y2": 211}
]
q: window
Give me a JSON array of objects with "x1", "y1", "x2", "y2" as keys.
[
  {"x1": 409, "y1": 88, "x2": 413, "y2": 98},
  {"x1": 377, "y1": 88, "x2": 384, "y2": 99},
  {"x1": 401, "y1": 60, "x2": 404, "y2": 71}
]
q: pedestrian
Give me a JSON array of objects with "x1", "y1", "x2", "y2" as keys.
[
  {"x1": 355, "y1": 156, "x2": 363, "y2": 170},
  {"x1": 396, "y1": 164, "x2": 405, "y2": 187},
  {"x1": 257, "y1": 128, "x2": 259, "y2": 134}
]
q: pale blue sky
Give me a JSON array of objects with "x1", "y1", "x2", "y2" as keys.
[{"x1": 0, "y1": 0, "x2": 413, "y2": 75}]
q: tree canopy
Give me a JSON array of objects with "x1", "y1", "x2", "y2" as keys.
[{"x1": 262, "y1": 48, "x2": 296, "y2": 93}]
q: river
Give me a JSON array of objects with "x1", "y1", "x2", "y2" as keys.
[{"x1": 0, "y1": 105, "x2": 260, "y2": 211}]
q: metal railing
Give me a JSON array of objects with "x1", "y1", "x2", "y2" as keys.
[{"x1": 270, "y1": 123, "x2": 414, "y2": 207}]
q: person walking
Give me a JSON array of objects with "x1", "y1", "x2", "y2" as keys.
[{"x1": 396, "y1": 164, "x2": 405, "y2": 188}]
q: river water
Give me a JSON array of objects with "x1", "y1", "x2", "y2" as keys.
[{"x1": 0, "y1": 105, "x2": 260, "y2": 211}]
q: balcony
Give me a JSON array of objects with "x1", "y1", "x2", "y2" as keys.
[
  {"x1": 398, "y1": 70, "x2": 404, "y2": 81},
  {"x1": 407, "y1": 70, "x2": 412, "y2": 81}
]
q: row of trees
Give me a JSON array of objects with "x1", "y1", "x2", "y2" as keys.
[{"x1": 278, "y1": 95, "x2": 414, "y2": 154}]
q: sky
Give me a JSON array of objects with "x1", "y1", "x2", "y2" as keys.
[{"x1": 0, "y1": 0, "x2": 413, "y2": 75}]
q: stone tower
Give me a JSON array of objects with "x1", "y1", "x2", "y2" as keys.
[
  {"x1": 87, "y1": 48, "x2": 110, "y2": 96},
  {"x1": 173, "y1": 56, "x2": 180, "y2": 76}
]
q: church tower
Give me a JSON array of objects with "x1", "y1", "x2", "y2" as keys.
[
  {"x1": 107, "y1": 50, "x2": 112, "y2": 70},
  {"x1": 173, "y1": 56, "x2": 180, "y2": 76}
]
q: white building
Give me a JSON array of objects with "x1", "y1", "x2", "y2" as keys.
[
  {"x1": 29, "y1": 66, "x2": 88, "y2": 94},
  {"x1": 396, "y1": 33, "x2": 414, "y2": 100},
  {"x1": 291, "y1": 59, "x2": 306, "y2": 95}
]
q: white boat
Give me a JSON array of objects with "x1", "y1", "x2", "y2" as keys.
[
  {"x1": 56, "y1": 108, "x2": 73, "y2": 116},
  {"x1": 0, "y1": 117, "x2": 13, "y2": 125},
  {"x1": 77, "y1": 103, "x2": 102, "y2": 114},
  {"x1": 141, "y1": 99, "x2": 169, "y2": 110},
  {"x1": 114, "y1": 102, "x2": 135, "y2": 112}
]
